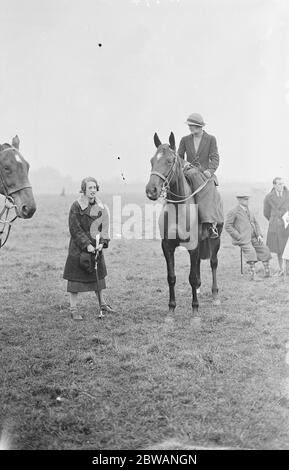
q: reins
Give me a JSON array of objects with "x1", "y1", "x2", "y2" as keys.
[
  {"x1": 150, "y1": 151, "x2": 210, "y2": 204},
  {"x1": 0, "y1": 197, "x2": 18, "y2": 248}
]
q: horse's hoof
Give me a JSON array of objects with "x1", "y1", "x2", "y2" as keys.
[
  {"x1": 196, "y1": 288, "x2": 201, "y2": 294},
  {"x1": 165, "y1": 316, "x2": 174, "y2": 323},
  {"x1": 212, "y1": 298, "x2": 221, "y2": 306},
  {"x1": 190, "y1": 316, "x2": 201, "y2": 328}
]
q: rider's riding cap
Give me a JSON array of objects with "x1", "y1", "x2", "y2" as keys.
[{"x1": 185, "y1": 113, "x2": 205, "y2": 127}]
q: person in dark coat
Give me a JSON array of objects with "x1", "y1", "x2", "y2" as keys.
[
  {"x1": 178, "y1": 113, "x2": 223, "y2": 238},
  {"x1": 263, "y1": 177, "x2": 289, "y2": 275},
  {"x1": 63, "y1": 176, "x2": 112, "y2": 320},
  {"x1": 225, "y1": 195, "x2": 271, "y2": 280}
]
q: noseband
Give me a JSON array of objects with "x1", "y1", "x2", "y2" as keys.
[{"x1": 0, "y1": 146, "x2": 32, "y2": 249}]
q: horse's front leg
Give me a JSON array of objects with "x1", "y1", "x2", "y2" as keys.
[
  {"x1": 209, "y1": 237, "x2": 221, "y2": 306},
  {"x1": 196, "y1": 257, "x2": 201, "y2": 294},
  {"x1": 162, "y1": 239, "x2": 177, "y2": 313},
  {"x1": 188, "y1": 247, "x2": 200, "y2": 315}
]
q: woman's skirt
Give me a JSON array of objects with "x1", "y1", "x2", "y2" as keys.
[{"x1": 67, "y1": 278, "x2": 106, "y2": 293}]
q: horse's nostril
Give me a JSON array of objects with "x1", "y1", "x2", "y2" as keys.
[{"x1": 20, "y1": 204, "x2": 36, "y2": 218}]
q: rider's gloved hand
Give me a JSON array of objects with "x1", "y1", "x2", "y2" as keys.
[
  {"x1": 203, "y1": 170, "x2": 211, "y2": 178},
  {"x1": 87, "y1": 244, "x2": 95, "y2": 253}
]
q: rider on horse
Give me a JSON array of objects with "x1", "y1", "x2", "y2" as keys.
[{"x1": 178, "y1": 113, "x2": 223, "y2": 238}]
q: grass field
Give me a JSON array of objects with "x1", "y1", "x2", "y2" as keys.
[{"x1": 1, "y1": 190, "x2": 289, "y2": 450}]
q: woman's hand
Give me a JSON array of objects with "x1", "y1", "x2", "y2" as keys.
[
  {"x1": 87, "y1": 244, "x2": 95, "y2": 253},
  {"x1": 102, "y1": 239, "x2": 109, "y2": 248}
]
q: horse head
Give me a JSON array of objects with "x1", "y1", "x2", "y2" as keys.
[
  {"x1": 146, "y1": 132, "x2": 177, "y2": 201},
  {"x1": 0, "y1": 136, "x2": 36, "y2": 218}
]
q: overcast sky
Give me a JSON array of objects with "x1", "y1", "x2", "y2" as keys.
[{"x1": 1, "y1": 0, "x2": 289, "y2": 185}]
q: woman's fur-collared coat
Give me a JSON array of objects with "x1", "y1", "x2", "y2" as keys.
[{"x1": 63, "y1": 195, "x2": 109, "y2": 283}]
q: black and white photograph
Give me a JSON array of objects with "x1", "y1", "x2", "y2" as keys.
[{"x1": 1, "y1": 0, "x2": 289, "y2": 457}]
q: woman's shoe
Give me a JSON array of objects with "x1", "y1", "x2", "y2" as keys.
[
  {"x1": 98, "y1": 304, "x2": 114, "y2": 318},
  {"x1": 100, "y1": 304, "x2": 114, "y2": 313},
  {"x1": 69, "y1": 307, "x2": 83, "y2": 321}
]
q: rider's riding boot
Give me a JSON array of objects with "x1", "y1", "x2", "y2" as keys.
[
  {"x1": 263, "y1": 261, "x2": 270, "y2": 278},
  {"x1": 248, "y1": 262, "x2": 256, "y2": 281},
  {"x1": 208, "y1": 223, "x2": 219, "y2": 239}
]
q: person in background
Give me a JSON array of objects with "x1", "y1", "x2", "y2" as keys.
[
  {"x1": 263, "y1": 177, "x2": 289, "y2": 275},
  {"x1": 281, "y1": 212, "x2": 289, "y2": 276},
  {"x1": 63, "y1": 176, "x2": 113, "y2": 320},
  {"x1": 225, "y1": 195, "x2": 271, "y2": 280}
]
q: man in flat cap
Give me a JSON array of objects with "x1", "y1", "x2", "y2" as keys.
[
  {"x1": 178, "y1": 113, "x2": 223, "y2": 238},
  {"x1": 225, "y1": 195, "x2": 271, "y2": 280}
]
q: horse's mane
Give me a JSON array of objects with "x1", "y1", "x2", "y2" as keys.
[{"x1": 178, "y1": 155, "x2": 187, "y2": 169}]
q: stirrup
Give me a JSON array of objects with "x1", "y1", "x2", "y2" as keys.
[{"x1": 208, "y1": 226, "x2": 219, "y2": 239}]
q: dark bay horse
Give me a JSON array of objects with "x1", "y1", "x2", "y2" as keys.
[
  {"x1": 146, "y1": 132, "x2": 223, "y2": 314},
  {"x1": 0, "y1": 135, "x2": 36, "y2": 247}
]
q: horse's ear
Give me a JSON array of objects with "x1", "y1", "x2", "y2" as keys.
[
  {"x1": 169, "y1": 132, "x2": 176, "y2": 151},
  {"x1": 12, "y1": 135, "x2": 20, "y2": 149},
  {"x1": 154, "y1": 133, "x2": 162, "y2": 148}
]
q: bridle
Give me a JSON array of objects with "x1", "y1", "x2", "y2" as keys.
[
  {"x1": 0, "y1": 146, "x2": 32, "y2": 249},
  {"x1": 0, "y1": 196, "x2": 17, "y2": 248},
  {"x1": 150, "y1": 149, "x2": 209, "y2": 204}
]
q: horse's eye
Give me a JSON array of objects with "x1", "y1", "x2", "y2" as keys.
[{"x1": 4, "y1": 166, "x2": 11, "y2": 172}]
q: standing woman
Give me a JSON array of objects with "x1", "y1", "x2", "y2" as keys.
[
  {"x1": 63, "y1": 177, "x2": 113, "y2": 320},
  {"x1": 263, "y1": 177, "x2": 289, "y2": 275}
]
